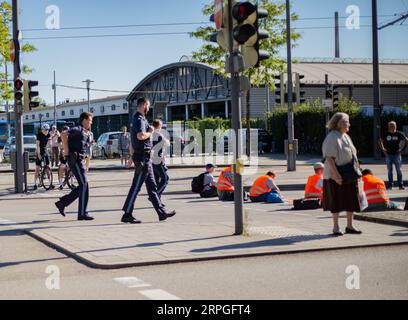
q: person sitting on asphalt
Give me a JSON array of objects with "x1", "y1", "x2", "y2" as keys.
[
  {"x1": 200, "y1": 163, "x2": 218, "y2": 198},
  {"x1": 362, "y1": 169, "x2": 404, "y2": 212},
  {"x1": 216, "y1": 166, "x2": 235, "y2": 201},
  {"x1": 304, "y1": 162, "x2": 324, "y2": 200},
  {"x1": 249, "y1": 171, "x2": 284, "y2": 203}
]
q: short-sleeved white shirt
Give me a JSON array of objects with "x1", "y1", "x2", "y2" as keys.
[{"x1": 322, "y1": 130, "x2": 357, "y2": 180}]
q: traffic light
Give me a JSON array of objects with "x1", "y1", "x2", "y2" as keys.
[
  {"x1": 231, "y1": 1, "x2": 270, "y2": 70},
  {"x1": 209, "y1": 1, "x2": 230, "y2": 51},
  {"x1": 14, "y1": 78, "x2": 24, "y2": 103},
  {"x1": 24, "y1": 80, "x2": 40, "y2": 111},
  {"x1": 274, "y1": 73, "x2": 285, "y2": 107},
  {"x1": 332, "y1": 85, "x2": 340, "y2": 108},
  {"x1": 295, "y1": 73, "x2": 306, "y2": 105}
]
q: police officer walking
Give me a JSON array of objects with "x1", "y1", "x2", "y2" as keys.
[
  {"x1": 122, "y1": 98, "x2": 176, "y2": 224},
  {"x1": 55, "y1": 112, "x2": 94, "y2": 221}
]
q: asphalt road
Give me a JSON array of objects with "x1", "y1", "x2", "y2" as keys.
[{"x1": 1, "y1": 229, "x2": 407, "y2": 300}]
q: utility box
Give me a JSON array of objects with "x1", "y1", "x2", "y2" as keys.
[
  {"x1": 10, "y1": 151, "x2": 16, "y2": 171},
  {"x1": 10, "y1": 151, "x2": 29, "y2": 171}
]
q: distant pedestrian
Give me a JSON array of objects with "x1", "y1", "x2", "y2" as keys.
[
  {"x1": 118, "y1": 126, "x2": 131, "y2": 166},
  {"x1": 379, "y1": 121, "x2": 408, "y2": 190},
  {"x1": 50, "y1": 125, "x2": 61, "y2": 167},
  {"x1": 322, "y1": 113, "x2": 363, "y2": 236},
  {"x1": 55, "y1": 112, "x2": 94, "y2": 221},
  {"x1": 152, "y1": 120, "x2": 170, "y2": 197},
  {"x1": 121, "y1": 97, "x2": 176, "y2": 224},
  {"x1": 85, "y1": 130, "x2": 94, "y2": 172}
]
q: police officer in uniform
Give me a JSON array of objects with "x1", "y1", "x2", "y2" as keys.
[
  {"x1": 55, "y1": 112, "x2": 94, "y2": 221},
  {"x1": 122, "y1": 98, "x2": 176, "y2": 224}
]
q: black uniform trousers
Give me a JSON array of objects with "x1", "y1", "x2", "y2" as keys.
[
  {"x1": 123, "y1": 156, "x2": 167, "y2": 217},
  {"x1": 60, "y1": 157, "x2": 89, "y2": 216}
]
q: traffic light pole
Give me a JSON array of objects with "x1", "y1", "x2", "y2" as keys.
[
  {"x1": 227, "y1": 0, "x2": 243, "y2": 235},
  {"x1": 12, "y1": 0, "x2": 25, "y2": 193},
  {"x1": 286, "y1": 0, "x2": 296, "y2": 172},
  {"x1": 372, "y1": 0, "x2": 381, "y2": 160}
]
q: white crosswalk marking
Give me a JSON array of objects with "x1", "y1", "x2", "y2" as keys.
[
  {"x1": 114, "y1": 277, "x2": 151, "y2": 288},
  {"x1": 139, "y1": 289, "x2": 181, "y2": 300}
]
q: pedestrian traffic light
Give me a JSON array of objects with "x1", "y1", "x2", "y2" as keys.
[
  {"x1": 295, "y1": 73, "x2": 306, "y2": 105},
  {"x1": 332, "y1": 85, "x2": 340, "y2": 108},
  {"x1": 274, "y1": 73, "x2": 285, "y2": 107},
  {"x1": 209, "y1": 1, "x2": 230, "y2": 51},
  {"x1": 231, "y1": 1, "x2": 270, "y2": 70},
  {"x1": 24, "y1": 80, "x2": 40, "y2": 111},
  {"x1": 14, "y1": 78, "x2": 24, "y2": 103}
]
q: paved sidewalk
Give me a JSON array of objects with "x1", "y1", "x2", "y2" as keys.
[{"x1": 0, "y1": 188, "x2": 406, "y2": 269}]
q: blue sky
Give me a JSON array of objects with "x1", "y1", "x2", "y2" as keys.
[{"x1": 13, "y1": 0, "x2": 408, "y2": 104}]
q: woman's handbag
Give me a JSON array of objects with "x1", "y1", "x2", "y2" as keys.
[{"x1": 336, "y1": 154, "x2": 362, "y2": 183}]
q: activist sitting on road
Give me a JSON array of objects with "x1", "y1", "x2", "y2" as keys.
[
  {"x1": 216, "y1": 166, "x2": 235, "y2": 201},
  {"x1": 361, "y1": 169, "x2": 404, "y2": 212},
  {"x1": 304, "y1": 162, "x2": 324, "y2": 200},
  {"x1": 249, "y1": 171, "x2": 284, "y2": 203},
  {"x1": 191, "y1": 163, "x2": 218, "y2": 198}
]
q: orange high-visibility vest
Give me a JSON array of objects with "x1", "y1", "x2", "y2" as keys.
[
  {"x1": 216, "y1": 167, "x2": 234, "y2": 191},
  {"x1": 362, "y1": 175, "x2": 389, "y2": 204},
  {"x1": 249, "y1": 175, "x2": 272, "y2": 197},
  {"x1": 304, "y1": 174, "x2": 323, "y2": 200}
]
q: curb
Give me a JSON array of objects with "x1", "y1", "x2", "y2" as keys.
[
  {"x1": 354, "y1": 213, "x2": 408, "y2": 228},
  {"x1": 25, "y1": 228, "x2": 408, "y2": 270}
]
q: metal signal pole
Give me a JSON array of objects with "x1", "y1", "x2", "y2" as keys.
[
  {"x1": 372, "y1": 0, "x2": 381, "y2": 160},
  {"x1": 12, "y1": 0, "x2": 24, "y2": 193}
]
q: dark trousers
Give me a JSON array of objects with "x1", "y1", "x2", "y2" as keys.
[
  {"x1": 60, "y1": 158, "x2": 89, "y2": 216},
  {"x1": 123, "y1": 158, "x2": 166, "y2": 217},
  {"x1": 200, "y1": 186, "x2": 218, "y2": 198},
  {"x1": 153, "y1": 163, "x2": 169, "y2": 196}
]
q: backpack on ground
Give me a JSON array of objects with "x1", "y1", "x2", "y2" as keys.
[
  {"x1": 293, "y1": 198, "x2": 321, "y2": 210},
  {"x1": 191, "y1": 173, "x2": 206, "y2": 194}
]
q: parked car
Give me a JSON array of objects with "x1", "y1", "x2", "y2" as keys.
[
  {"x1": 3, "y1": 135, "x2": 37, "y2": 162},
  {"x1": 223, "y1": 129, "x2": 270, "y2": 154},
  {"x1": 92, "y1": 132, "x2": 121, "y2": 159}
]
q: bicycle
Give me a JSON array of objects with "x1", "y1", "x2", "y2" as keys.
[
  {"x1": 36, "y1": 156, "x2": 54, "y2": 191},
  {"x1": 58, "y1": 161, "x2": 78, "y2": 191}
]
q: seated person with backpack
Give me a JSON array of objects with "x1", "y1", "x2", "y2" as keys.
[
  {"x1": 362, "y1": 169, "x2": 404, "y2": 212},
  {"x1": 249, "y1": 171, "x2": 284, "y2": 203},
  {"x1": 191, "y1": 164, "x2": 218, "y2": 198}
]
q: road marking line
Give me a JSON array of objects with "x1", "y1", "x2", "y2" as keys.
[
  {"x1": 139, "y1": 289, "x2": 181, "y2": 300},
  {"x1": 114, "y1": 277, "x2": 151, "y2": 288}
]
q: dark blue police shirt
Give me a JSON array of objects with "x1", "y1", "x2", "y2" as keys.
[
  {"x1": 131, "y1": 112, "x2": 152, "y2": 156},
  {"x1": 68, "y1": 125, "x2": 90, "y2": 156}
]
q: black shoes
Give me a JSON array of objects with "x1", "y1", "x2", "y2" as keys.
[
  {"x1": 332, "y1": 230, "x2": 344, "y2": 237},
  {"x1": 345, "y1": 227, "x2": 363, "y2": 235},
  {"x1": 78, "y1": 214, "x2": 94, "y2": 221},
  {"x1": 121, "y1": 215, "x2": 142, "y2": 224},
  {"x1": 159, "y1": 210, "x2": 177, "y2": 222},
  {"x1": 55, "y1": 201, "x2": 66, "y2": 217}
]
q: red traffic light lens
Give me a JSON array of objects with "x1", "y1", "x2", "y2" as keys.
[
  {"x1": 232, "y1": 3, "x2": 256, "y2": 23},
  {"x1": 15, "y1": 79, "x2": 23, "y2": 90}
]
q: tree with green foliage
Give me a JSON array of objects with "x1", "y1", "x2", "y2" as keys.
[{"x1": 0, "y1": 1, "x2": 37, "y2": 105}]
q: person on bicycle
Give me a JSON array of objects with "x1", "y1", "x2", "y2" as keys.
[
  {"x1": 34, "y1": 124, "x2": 52, "y2": 191},
  {"x1": 58, "y1": 126, "x2": 70, "y2": 190},
  {"x1": 55, "y1": 113, "x2": 94, "y2": 221}
]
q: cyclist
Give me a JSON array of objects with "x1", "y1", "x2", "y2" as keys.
[
  {"x1": 58, "y1": 126, "x2": 70, "y2": 190},
  {"x1": 34, "y1": 124, "x2": 53, "y2": 190}
]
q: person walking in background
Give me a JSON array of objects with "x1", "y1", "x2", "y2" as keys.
[
  {"x1": 379, "y1": 121, "x2": 408, "y2": 190},
  {"x1": 118, "y1": 126, "x2": 131, "y2": 167},
  {"x1": 50, "y1": 125, "x2": 60, "y2": 167},
  {"x1": 85, "y1": 130, "x2": 94, "y2": 172},
  {"x1": 152, "y1": 120, "x2": 170, "y2": 197},
  {"x1": 57, "y1": 126, "x2": 70, "y2": 190},
  {"x1": 322, "y1": 113, "x2": 363, "y2": 237}
]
